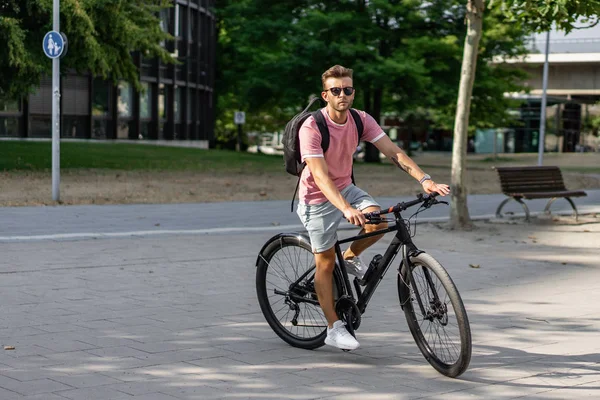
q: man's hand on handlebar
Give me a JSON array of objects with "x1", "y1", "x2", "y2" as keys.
[
  {"x1": 422, "y1": 180, "x2": 450, "y2": 196},
  {"x1": 343, "y1": 206, "x2": 366, "y2": 227}
]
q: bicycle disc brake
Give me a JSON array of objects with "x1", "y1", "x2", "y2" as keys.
[{"x1": 335, "y1": 295, "x2": 361, "y2": 331}]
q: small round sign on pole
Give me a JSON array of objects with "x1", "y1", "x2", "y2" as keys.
[
  {"x1": 234, "y1": 111, "x2": 246, "y2": 152},
  {"x1": 42, "y1": 30, "x2": 66, "y2": 59},
  {"x1": 234, "y1": 111, "x2": 246, "y2": 125}
]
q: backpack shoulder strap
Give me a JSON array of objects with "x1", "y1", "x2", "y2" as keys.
[
  {"x1": 349, "y1": 108, "x2": 364, "y2": 141},
  {"x1": 312, "y1": 109, "x2": 330, "y2": 153}
]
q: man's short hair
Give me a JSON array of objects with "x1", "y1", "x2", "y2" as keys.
[{"x1": 321, "y1": 65, "x2": 353, "y2": 89}]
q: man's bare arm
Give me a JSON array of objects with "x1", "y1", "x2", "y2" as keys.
[{"x1": 374, "y1": 136, "x2": 426, "y2": 181}]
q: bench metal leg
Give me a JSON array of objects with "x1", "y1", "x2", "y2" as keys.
[
  {"x1": 544, "y1": 197, "x2": 579, "y2": 221},
  {"x1": 496, "y1": 197, "x2": 531, "y2": 222}
]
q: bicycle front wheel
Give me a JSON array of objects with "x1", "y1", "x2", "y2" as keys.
[
  {"x1": 398, "y1": 252, "x2": 472, "y2": 378},
  {"x1": 256, "y1": 233, "x2": 342, "y2": 350}
]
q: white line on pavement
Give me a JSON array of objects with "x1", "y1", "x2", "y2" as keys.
[{"x1": 1, "y1": 208, "x2": 597, "y2": 242}]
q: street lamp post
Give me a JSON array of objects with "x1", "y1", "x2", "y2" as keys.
[{"x1": 537, "y1": 31, "x2": 551, "y2": 166}]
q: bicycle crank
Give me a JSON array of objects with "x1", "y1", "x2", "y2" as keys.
[{"x1": 335, "y1": 296, "x2": 362, "y2": 332}]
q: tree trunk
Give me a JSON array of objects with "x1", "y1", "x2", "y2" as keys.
[
  {"x1": 450, "y1": 0, "x2": 484, "y2": 230},
  {"x1": 364, "y1": 88, "x2": 382, "y2": 163}
]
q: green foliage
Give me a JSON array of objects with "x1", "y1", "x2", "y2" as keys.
[
  {"x1": 0, "y1": 0, "x2": 175, "y2": 100},
  {"x1": 491, "y1": 0, "x2": 600, "y2": 33},
  {"x1": 215, "y1": 0, "x2": 531, "y2": 139}
]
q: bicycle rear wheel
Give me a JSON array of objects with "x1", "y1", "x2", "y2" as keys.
[
  {"x1": 398, "y1": 252, "x2": 471, "y2": 377},
  {"x1": 256, "y1": 233, "x2": 343, "y2": 350}
]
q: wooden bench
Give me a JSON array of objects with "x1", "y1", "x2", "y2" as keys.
[{"x1": 494, "y1": 166, "x2": 587, "y2": 221}]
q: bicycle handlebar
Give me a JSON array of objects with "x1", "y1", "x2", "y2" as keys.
[{"x1": 364, "y1": 192, "x2": 444, "y2": 221}]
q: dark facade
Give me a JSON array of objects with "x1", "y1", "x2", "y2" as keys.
[{"x1": 0, "y1": 0, "x2": 215, "y2": 144}]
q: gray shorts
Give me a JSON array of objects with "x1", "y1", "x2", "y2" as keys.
[{"x1": 297, "y1": 184, "x2": 380, "y2": 253}]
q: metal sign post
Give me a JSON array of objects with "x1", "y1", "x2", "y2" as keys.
[
  {"x1": 234, "y1": 111, "x2": 246, "y2": 152},
  {"x1": 42, "y1": 0, "x2": 64, "y2": 201},
  {"x1": 538, "y1": 31, "x2": 551, "y2": 166}
]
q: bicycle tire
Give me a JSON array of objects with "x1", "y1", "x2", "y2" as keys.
[
  {"x1": 256, "y1": 233, "x2": 343, "y2": 350},
  {"x1": 398, "y1": 252, "x2": 472, "y2": 377}
]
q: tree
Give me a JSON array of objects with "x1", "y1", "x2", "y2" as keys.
[
  {"x1": 449, "y1": 0, "x2": 600, "y2": 229},
  {"x1": 449, "y1": 0, "x2": 485, "y2": 230},
  {"x1": 216, "y1": 0, "x2": 529, "y2": 157},
  {"x1": 0, "y1": 0, "x2": 174, "y2": 100}
]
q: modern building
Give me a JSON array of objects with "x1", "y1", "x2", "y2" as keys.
[
  {"x1": 0, "y1": 0, "x2": 216, "y2": 147},
  {"x1": 487, "y1": 30, "x2": 600, "y2": 153}
]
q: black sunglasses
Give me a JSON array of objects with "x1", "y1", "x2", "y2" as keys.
[{"x1": 326, "y1": 87, "x2": 355, "y2": 96}]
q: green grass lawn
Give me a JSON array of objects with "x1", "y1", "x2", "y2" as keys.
[
  {"x1": 0, "y1": 141, "x2": 283, "y2": 173},
  {"x1": 2, "y1": 141, "x2": 599, "y2": 174}
]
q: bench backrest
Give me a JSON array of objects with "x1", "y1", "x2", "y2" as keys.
[{"x1": 494, "y1": 166, "x2": 568, "y2": 194}]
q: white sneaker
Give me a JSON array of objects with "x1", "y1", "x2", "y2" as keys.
[
  {"x1": 344, "y1": 256, "x2": 368, "y2": 280},
  {"x1": 325, "y1": 320, "x2": 360, "y2": 350}
]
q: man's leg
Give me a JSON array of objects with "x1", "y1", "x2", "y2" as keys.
[
  {"x1": 313, "y1": 246, "x2": 338, "y2": 328},
  {"x1": 343, "y1": 205, "x2": 388, "y2": 259},
  {"x1": 314, "y1": 246, "x2": 360, "y2": 350}
]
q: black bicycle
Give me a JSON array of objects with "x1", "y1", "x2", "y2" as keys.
[{"x1": 255, "y1": 193, "x2": 472, "y2": 378}]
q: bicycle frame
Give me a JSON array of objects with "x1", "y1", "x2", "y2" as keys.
[
  {"x1": 284, "y1": 194, "x2": 446, "y2": 322},
  {"x1": 334, "y1": 212, "x2": 423, "y2": 315}
]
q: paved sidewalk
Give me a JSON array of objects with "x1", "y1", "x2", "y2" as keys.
[
  {"x1": 0, "y1": 191, "x2": 599, "y2": 240},
  {"x1": 0, "y1": 207, "x2": 599, "y2": 399}
]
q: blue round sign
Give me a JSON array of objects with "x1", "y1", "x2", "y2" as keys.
[{"x1": 43, "y1": 31, "x2": 64, "y2": 59}]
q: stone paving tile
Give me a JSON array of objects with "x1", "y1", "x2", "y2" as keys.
[
  {"x1": 55, "y1": 386, "x2": 134, "y2": 400},
  {"x1": 0, "y1": 374, "x2": 73, "y2": 396},
  {"x1": 49, "y1": 372, "x2": 123, "y2": 389}
]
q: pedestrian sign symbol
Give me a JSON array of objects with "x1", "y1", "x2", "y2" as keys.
[
  {"x1": 43, "y1": 31, "x2": 64, "y2": 59},
  {"x1": 234, "y1": 111, "x2": 246, "y2": 125}
]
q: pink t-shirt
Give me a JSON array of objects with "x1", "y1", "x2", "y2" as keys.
[{"x1": 299, "y1": 108, "x2": 386, "y2": 204}]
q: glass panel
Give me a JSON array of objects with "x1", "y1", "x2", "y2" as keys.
[
  {"x1": 160, "y1": 8, "x2": 171, "y2": 34},
  {"x1": 117, "y1": 82, "x2": 133, "y2": 118},
  {"x1": 189, "y1": 9, "x2": 197, "y2": 41},
  {"x1": 62, "y1": 116, "x2": 89, "y2": 138},
  {"x1": 140, "y1": 121, "x2": 151, "y2": 140},
  {"x1": 158, "y1": 84, "x2": 168, "y2": 120},
  {"x1": 0, "y1": 116, "x2": 19, "y2": 136},
  {"x1": 176, "y1": 5, "x2": 185, "y2": 39},
  {"x1": 140, "y1": 82, "x2": 153, "y2": 119},
  {"x1": 29, "y1": 116, "x2": 52, "y2": 138},
  {"x1": 176, "y1": 65, "x2": 185, "y2": 81},
  {"x1": 0, "y1": 99, "x2": 20, "y2": 113},
  {"x1": 175, "y1": 87, "x2": 182, "y2": 123},
  {"x1": 188, "y1": 122, "x2": 196, "y2": 140},
  {"x1": 187, "y1": 89, "x2": 193, "y2": 121},
  {"x1": 140, "y1": 56, "x2": 156, "y2": 77},
  {"x1": 92, "y1": 119, "x2": 109, "y2": 139},
  {"x1": 175, "y1": 123, "x2": 184, "y2": 140},
  {"x1": 92, "y1": 80, "x2": 110, "y2": 116},
  {"x1": 117, "y1": 120, "x2": 134, "y2": 139}
]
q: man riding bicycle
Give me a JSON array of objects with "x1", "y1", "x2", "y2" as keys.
[{"x1": 297, "y1": 65, "x2": 450, "y2": 350}]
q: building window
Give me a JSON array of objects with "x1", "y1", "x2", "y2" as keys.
[
  {"x1": 92, "y1": 119, "x2": 110, "y2": 139},
  {"x1": 29, "y1": 116, "x2": 52, "y2": 138},
  {"x1": 0, "y1": 117, "x2": 19, "y2": 137},
  {"x1": 117, "y1": 82, "x2": 133, "y2": 118},
  {"x1": 174, "y1": 87, "x2": 182, "y2": 123},
  {"x1": 92, "y1": 80, "x2": 110, "y2": 116},
  {"x1": 158, "y1": 83, "x2": 169, "y2": 120},
  {"x1": 160, "y1": 8, "x2": 171, "y2": 35},
  {"x1": 0, "y1": 99, "x2": 19, "y2": 112},
  {"x1": 62, "y1": 116, "x2": 88, "y2": 138},
  {"x1": 140, "y1": 82, "x2": 153, "y2": 119}
]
